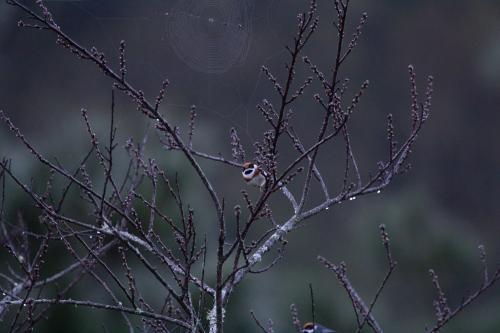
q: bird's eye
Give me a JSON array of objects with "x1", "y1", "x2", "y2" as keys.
[{"x1": 243, "y1": 168, "x2": 254, "y2": 175}]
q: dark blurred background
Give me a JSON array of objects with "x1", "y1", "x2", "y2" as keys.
[{"x1": 1, "y1": 0, "x2": 500, "y2": 332}]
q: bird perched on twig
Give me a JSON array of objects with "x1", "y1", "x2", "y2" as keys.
[
  {"x1": 302, "y1": 322, "x2": 336, "y2": 333},
  {"x1": 241, "y1": 162, "x2": 267, "y2": 189}
]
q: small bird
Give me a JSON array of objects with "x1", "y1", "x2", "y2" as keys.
[
  {"x1": 302, "y1": 322, "x2": 336, "y2": 333},
  {"x1": 241, "y1": 162, "x2": 267, "y2": 188}
]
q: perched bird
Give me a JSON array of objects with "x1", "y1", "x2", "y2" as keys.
[
  {"x1": 241, "y1": 162, "x2": 267, "y2": 188},
  {"x1": 302, "y1": 322, "x2": 336, "y2": 333}
]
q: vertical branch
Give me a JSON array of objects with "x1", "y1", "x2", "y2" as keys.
[
  {"x1": 265, "y1": 0, "x2": 319, "y2": 156},
  {"x1": 188, "y1": 105, "x2": 197, "y2": 150},
  {"x1": 215, "y1": 199, "x2": 226, "y2": 333},
  {"x1": 308, "y1": 284, "x2": 316, "y2": 327},
  {"x1": 119, "y1": 40, "x2": 126, "y2": 82},
  {"x1": 290, "y1": 304, "x2": 302, "y2": 332}
]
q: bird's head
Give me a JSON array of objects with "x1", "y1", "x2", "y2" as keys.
[{"x1": 302, "y1": 322, "x2": 336, "y2": 333}]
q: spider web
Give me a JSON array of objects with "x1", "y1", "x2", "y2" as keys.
[
  {"x1": 166, "y1": 0, "x2": 254, "y2": 74},
  {"x1": 45, "y1": 0, "x2": 290, "y2": 140}
]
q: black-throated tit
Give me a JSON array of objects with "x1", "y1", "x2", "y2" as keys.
[{"x1": 302, "y1": 322, "x2": 336, "y2": 333}]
